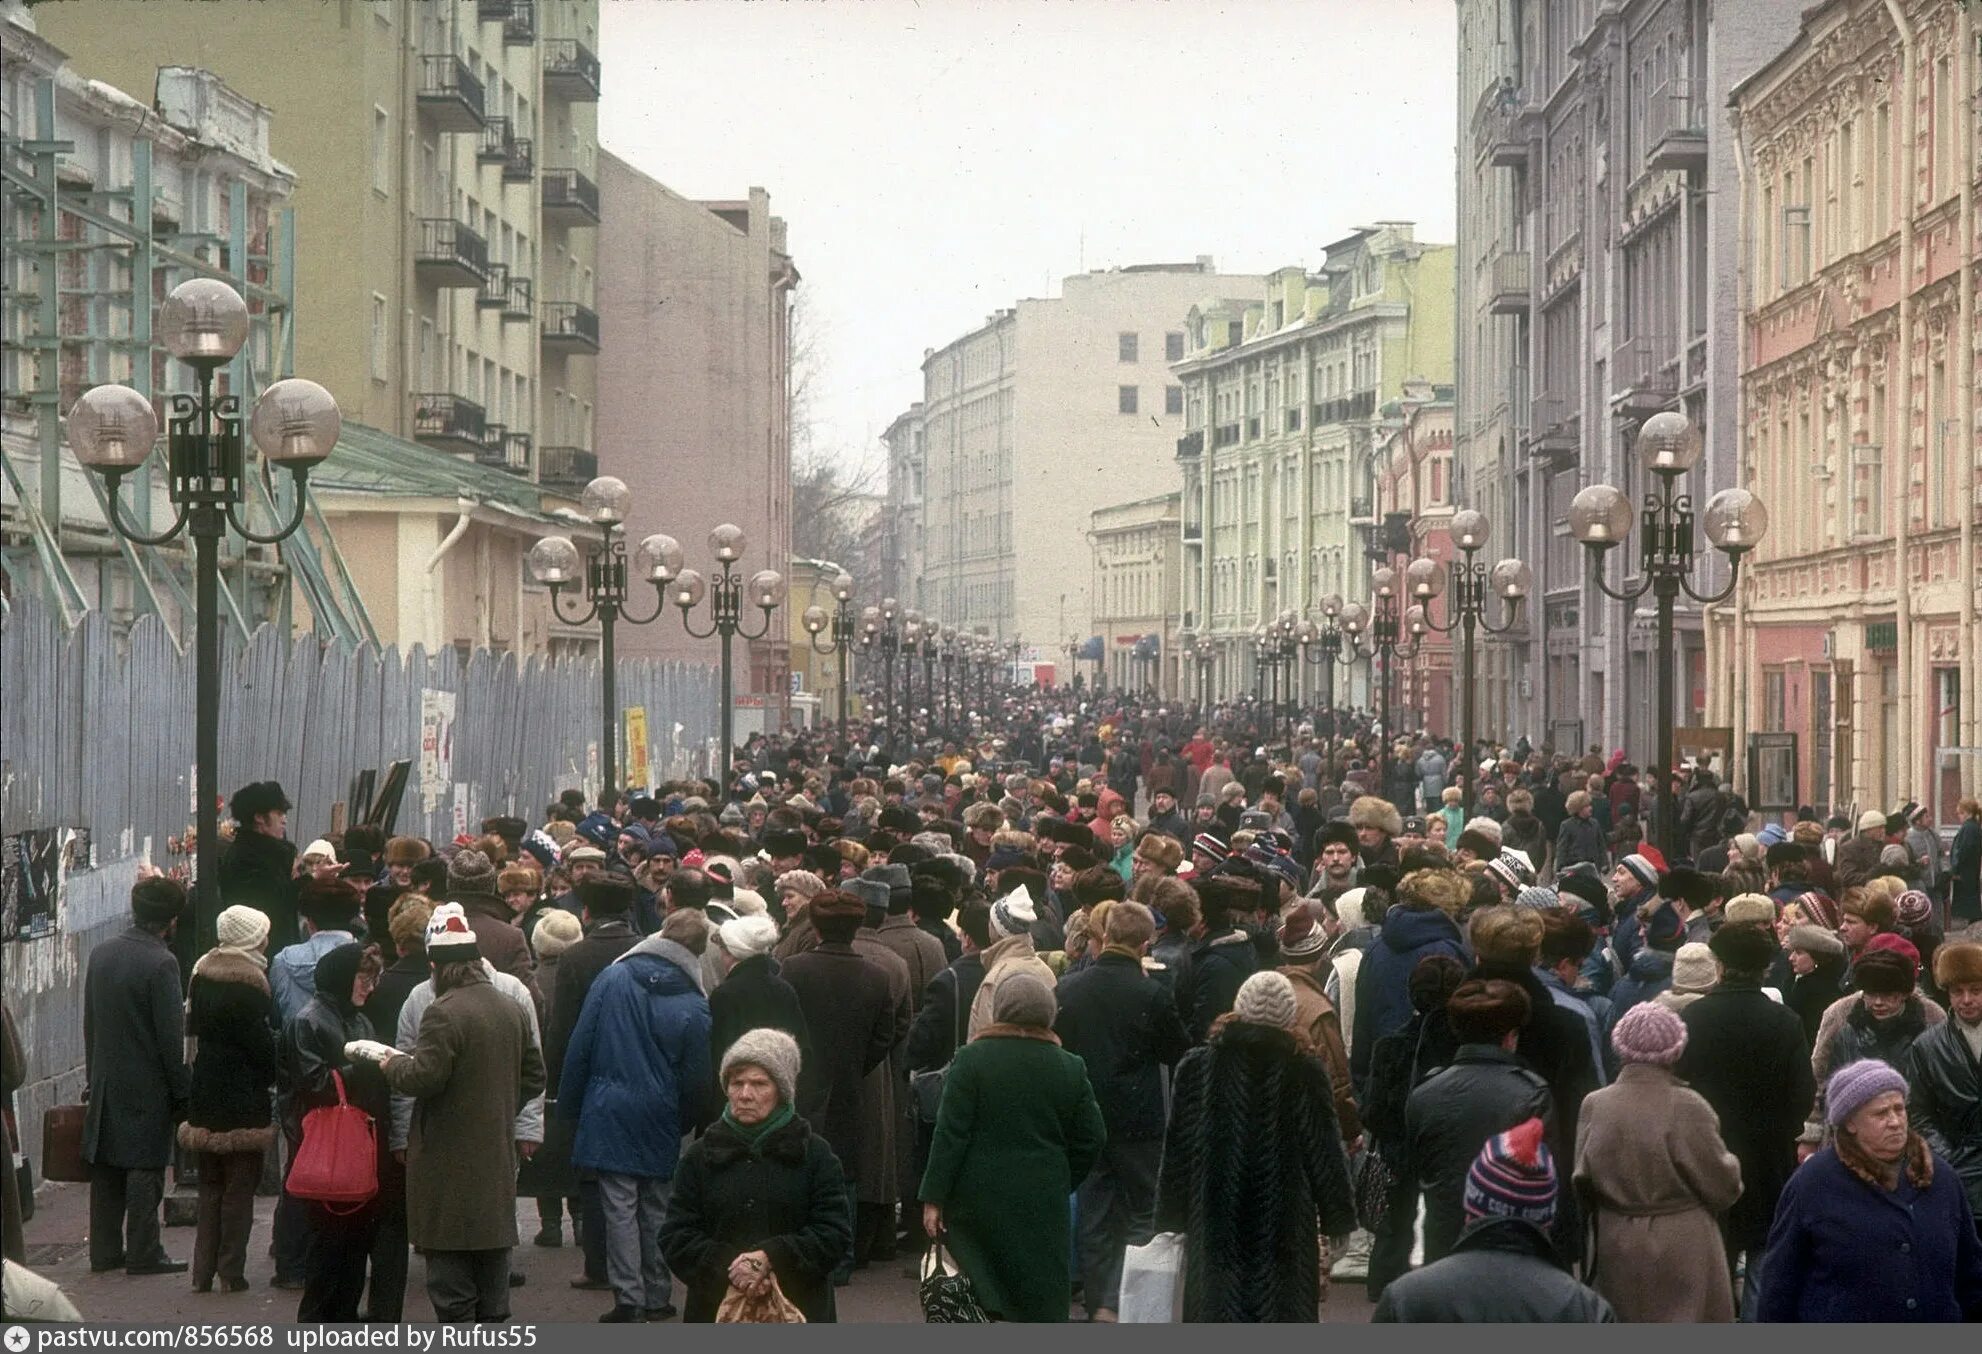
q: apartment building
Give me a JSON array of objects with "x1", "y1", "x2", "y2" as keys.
[
  {"x1": 881, "y1": 402, "x2": 925, "y2": 611},
  {"x1": 1725, "y1": 0, "x2": 1978, "y2": 818},
  {"x1": 1453, "y1": 0, "x2": 1802, "y2": 754},
  {"x1": 914, "y1": 259, "x2": 1261, "y2": 659},
  {"x1": 39, "y1": 0, "x2": 604, "y2": 655},
  {"x1": 1374, "y1": 383, "x2": 1459, "y2": 738},
  {"x1": 1088, "y1": 492, "x2": 1182, "y2": 696},
  {"x1": 1173, "y1": 227, "x2": 1452, "y2": 707}
]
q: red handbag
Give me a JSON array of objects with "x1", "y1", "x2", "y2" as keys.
[{"x1": 285, "y1": 1070, "x2": 378, "y2": 1211}]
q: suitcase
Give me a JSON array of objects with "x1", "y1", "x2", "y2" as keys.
[{"x1": 41, "y1": 1103, "x2": 89, "y2": 1183}]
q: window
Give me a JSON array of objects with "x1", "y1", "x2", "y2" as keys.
[
  {"x1": 1164, "y1": 385, "x2": 1183, "y2": 416},
  {"x1": 1118, "y1": 385, "x2": 1139, "y2": 415},
  {"x1": 1935, "y1": 55, "x2": 1955, "y2": 202},
  {"x1": 1873, "y1": 104, "x2": 1891, "y2": 234},
  {"x1": 1165, "y1": 331, "x2": 1184, "y2": 362},
  {"x1": 1227, "y1": 320, "x2": 1243, "y2": 346},
  {"x1": 370, "y1": 294, "x2": 387, "y2": 381},
  {"x1": 371, "y1": 107, "x2": 390, "y2": 194},
  {"x1": 1118, "y1": 332, "x2": 1138, "y2": 363}
]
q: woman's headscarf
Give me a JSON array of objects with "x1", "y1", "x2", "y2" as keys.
[{"x1": 311, "y1": 942, "x2": 369, "y2": 1017}]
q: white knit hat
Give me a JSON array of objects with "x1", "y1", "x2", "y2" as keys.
[
  {"x1": 728, "y1": 887, "x2": 769, "y2": 918},
  {"x1": 215, "y1": 904, "x2": 270, "y2": 952},
  {"x1": 720, "y1": 1028, "x2": 801, "y2": 1105},
  {"x1": 1232, "y1": 970, "x2": 1299, "y2": 1031},
  {"x1": 717, "y1": 913, "x2": 779, "y2": 960},
  {"x1": 300, "y1": 838, "x2": 337, "y2": 863},
  {"x1": 425, "y1": 901, "x2": 481, "y2": 961},
  {"x1": 990, "y1": 886, "x2": 1038, "y2": 940}
]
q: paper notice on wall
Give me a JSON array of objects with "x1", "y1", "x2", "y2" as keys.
[
  {"x1": 586, "y1": 741, "x2": 600, "y2": 806},
  {"x1": 625, "y1": 706, "x2": 650, "y2": 791},
  {"x1": 452, "y1": 782, "x2": 470, "y2": 840},
  {"x1": 420, "y1": 688, "x2": 457, "y2": 814}
]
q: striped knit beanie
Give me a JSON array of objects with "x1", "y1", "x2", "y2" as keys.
[{"x1": 1463, "y1": 1117, "x2": 1556, "y2": 1227}]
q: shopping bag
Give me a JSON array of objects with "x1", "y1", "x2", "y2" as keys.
[
  {"x1": 284, "y1": 1070, "x2": 377, "y2": 1210},
  {"x1": 715, "y1": 1273, "x2": 806, "y2": 1323},
  {"x1": 1118, "y1": 1230, "x2": 1185, "y2": 1323},
  {"x1": 918, "y1": 1241, "x2": 987, "y2": 1322}
]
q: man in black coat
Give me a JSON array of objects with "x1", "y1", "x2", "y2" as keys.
[
  {"x1": 217, "y1": 779, "x2": 300, "y2": 950},
  {"x1": 82, "y1": 874, "x2": 194, "y2": 1274},
  {"x1": 1175, "y1": 879, "x2": 1261, "y2": 1042},
  {"x1": 706, "y1": 915, "x2": 812, "y2": 1084},
  {"x1": 1676, "y1": 920, "x2": 1816, "y2": 1320},
  {"x1": 1053, "y1": 901, "x2": 1190, "y2": 1320},
  {"x1": 905, "y1": 904, "x2": 991, "y2": 1074}
]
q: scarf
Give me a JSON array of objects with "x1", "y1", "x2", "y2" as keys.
[
  {"x1": 722, "y1": 1103, "x2": 796, "y2": 1152},
  {"x1": 1835, "y1": 1128, "x2": 1932, "y2": 1192}
]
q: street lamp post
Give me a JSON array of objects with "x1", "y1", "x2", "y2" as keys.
[
  {"x1": 859, "y1": 598, "x2": 904, "y2": 759},
  {"x1": 1406, "y1": 511, "x2": 1531, "y2": 814},
  {"x1": 900, "y1": 611, "x2": 925, "y2": 750},
  {"x1": 1571, "y1": 411, "x2": 1767, "y2": 859},
  {"x1": 1361, "y1": 564, "x2": 1423, "y2": 800},
  {"x1": 652, "y1": 524, "x2": 785, "y2": 793},
  {"x1": 527, "y1": 476, "x2": 671, "y2": 799},
  {"x1": 70, "y1": 278, "x2": 341, "y2": 961},
  {"x1": 1185, "y1": 635, "x2": 1217, "y2": 705},
  {"x1": 1296, "y1": 593, "x2": 1364, "y2": 742},
  {"x1": 937, "y1": 626, "x2": 958, "y2": 737},
  {"x1": 802, "y1": 569, "x2": 856, "y2": 752}
]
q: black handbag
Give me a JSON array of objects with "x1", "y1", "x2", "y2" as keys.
[
  {"x1": 918, "y1": 1241, "x2": 987, "y2": 1323},
  {"x1": 1353, "y1": 1145, "x2": 1395, "y2": 1233}
]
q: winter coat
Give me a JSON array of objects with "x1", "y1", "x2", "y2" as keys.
[
  {"x1": 1153, "y1": 1020, "x2": 1357, "y2": 1322},
  {"x1": 1362, "y1": 1008, "x2": 1459, "y2": 1160},
  {"x1": 1371, "y1": 1217, "x2": 1615, "y2": 1323},
  {"x1": 659, "y1": 1111, "x2": 853, "y2": 1323},
  {"x1": 268, "y1": 930, "x2": 356, "y2": 1028},
  {"x1": 82, "y1": 925, "x2": 191, "y2": 1170},
  {"x1": 1052, "y1": 951, "x2": 1191, "y2": 1141},
  {"x1": 1608, "y1": 946, "x2": 1674, "y2": 1023},
  {"x1": 545, "y1": 917, "x2": 638, "y2": 1092},
  {"x1": 967, "y1": 932, "x2": 1057, "y2": 1040},
  {"x1": 217, "y1": 828, "x2": 300, "y2": 950},
  {"x1": 869, "y1": 915, "x2": 947, "y2": 1011},
  {"x1": 1555, "y1": 815, "x2": 1608, "y2": 875},
  {"x1": 1404, "y1": 1043, "x2": 1553, "y2": 1263},
  {"x1": 905, "y1": 954, "x2": 984, "y2": 1073},
  {"x1": 850, "y1": 932, "x2": 913, "y2": 1207},
  {"x1": 380, "y1": 976, "x2": 546, "y2": 1251},
  {"x1": 1474, "y1": 961, "x2": 1600, "y2": 1170},
  {"x1": 1150, "y1": 930, "x2": 1193, "y2": 997},
  {"x1": 1502, "y1": 811, "x2": 1550, "y2": 875},
  {"x1": 1350, "y1": 904, "x2": 1469, "y2": 1090},
  {"x1": 364, "y1": 951, "x2": 429, "y2": 1063},
  {"x1": 388, "y1": 963, "x2": 546, "y2": 1153},
  {"x1": 916, "y1": 917, "x2": 962, "y2": 965},
  {"x1": 181, "y1": 949, "x2": 279, "y2": 1149},
  {"x1": 1833, "y1": 830, "x2": 1888, "y2": 892},
  {"x1": 1758, "y1": 1140, "x2": 1982, "y2": 1322},
  {"x1": 920, "y1": 1027, "x2": 1106, "y2": 1323},
  {"x1": 449, "y1": 889, "x2": 543, "y2": 1015},
  {"x1": 1415, "y1": 749, "x2": 1447, "y2": 801},
  {"x1": 1675, "y1": 977, "x2": 1815, "y2": 1252},
  {"x1": 1906, "y1": 1017, "x2": 1982, "y2": 1216},
  {"x1": 1951, "y1": 818, "x2": 1980, "y2": 921},
  {"x1": 1806, "y1": 991, "x2": 1947, "y2": 1137},
  {"x1": 1785, "y1": 954, "x2": 1847, "y2": 1047},
  {"x1": 558, "y1": 936, "x2": 712, "y2": 1180},
  {"x1": 1572, "y1": 1063, "x2": 1742, "y2": 1322},
  {"x1": 280, "y1": 991, "x2": 390, "y2": 1171},
  {"x1": 780, "y1": 942, "x2": 899, "y2": 1181},
  {"x1": 1175, "y1": 929, "x2": 1259, "y2": 1044},
  {"x1": 1277, "y1": 963, "x2": 1361, "y2": 1141},
  {"x1": 707, "y1": 952, "x2": 811, "y2": 1084}
]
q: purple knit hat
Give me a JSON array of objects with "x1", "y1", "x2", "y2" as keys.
[
  {"x1": 1825, "y1": 1059, "x2": 1910, "y2": 1127},
  {"x1": 1463, "y1": 1118, "x2": 1556, "y2": 1226},
  {"x1": 1610, "y1": 1002, "x2": 1688, "y2": 1067},
  {"x1": 1895, "y1": 890, "x2": 1934, "y2": 928}
]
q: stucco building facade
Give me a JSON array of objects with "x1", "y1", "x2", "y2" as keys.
[
  {"x1": 1088, "y1": 492, "x2": 1182, "y2": 696},
  {"x1": 1374, "y1": 384, "x2": 1459, "y2": 738}
]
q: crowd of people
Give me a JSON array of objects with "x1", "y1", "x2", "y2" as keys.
[{"x1": 10, "y1": 686, "x2": 1982, "y2": 1324}]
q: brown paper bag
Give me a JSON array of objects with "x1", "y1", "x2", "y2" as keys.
[{"x1": 715, "y1": 1272, "x2": 807, "y2": 1323}]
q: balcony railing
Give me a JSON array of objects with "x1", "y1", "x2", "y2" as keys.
[
  {"x1": 477, "y1": 117, "x2": 532, "y2": 181},
  {"x1": 1488, "y1": 250, "x2": 1531, "y2": 315},
  {"x1": 1471, "y1": 77, "x2": 1528, "y2": 168},
  {"x1": 1529, "y1": 395, "x2": 1580, "y2": 461},
  {"x1": 542, "y1": 40, "x2": 601, "y2": 101},
  {"x1": 477, "y1": 427, "x2": 531, "y2": 475},
  {"x1": 1645, "y1": 78, "x2": 1706, "y2": 174},
  {"x1": 541, "y1": 167, "x2": 599, "y2": 226},
  {"x1": 1211, "y1": 422, "x2": 1241, "y2": 449},
  {"x1": 502, "y1": 0, "x2": 535, "y2": 45},
  {"x1": 1175, "y1": 430, "x2": 1203, "y2": 459},
  {"x1": 502, "y1": 272, "x2": 533, "y2": 323},
  {"x1": 1311, "y1": 389, "x2": 1377, "y2": 427},
  {"x1": 477, "y1": 261, "x2": 511, "y2": 310},
  {"x1": 540, "y1": 300, "x2": 599, "y2": 354},
  {"x1": 416, "y1": 54, "x2": 485, "y2": 133},
  {"x1": 415, "y1": 218, "x2": 489, "y2": 287},
  {"x1": 412, "y1": 393, "x2": 487, "y2": 455},
  {"x1": 1614, "y1": 335, "x2": 1678, "y2": 414},
  {"x1": 538, "y1": 445, "x2": 598, "y2": 487}
]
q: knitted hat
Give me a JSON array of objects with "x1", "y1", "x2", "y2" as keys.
[
  {"x1": 1786, "y1": 923, "x2": 1845, "y2": 959},
  {"x1": 1723, "y1": 893, "x2": 1777, "y2": 928},
  {"x1": 424, "y1": 902, "x2": 481, "y2": 962},
  {"x1": 989, "y1": 886, "x2": 1038, "y2": 940},
  {"x1": 1134, "y1": 834, "x2": 1184, "y2": 874},
  {"x1": 1485, "y1": 847, "x2": 1536, "y2": 892},
  {"x1": 1277, "y1": 901, "x2": 1331, "y2": 959},
  {"x1": 299, "y1": 838, "x2": 337, "y2": 864},
  {"x1": 1857, "y1": 808, "x2": 1888, "y2": 833},
  {"x1": 991, "y1": 973, "x2": 1057, "y2": 1029},
  {"x1": 1851, "y1": 946, "x2": 1917, "y2": 995},
  {"x1": 721, "y1": 1028, "x2": 801, "y2": 1106},
  {"x1": 1191, "y1": 832, "x2": 1229, "y2": 863},
  {"x1": 215, "y1": 904, "x2": 270, "y2": 952},
  {"x1": 531, "y1": 908, "x2": 582, "y2": 960},
  {"x1": 1232, "y1": 970, "x2": 1299, "y2": 1030},
  {"x1": 1895, "y1": 890, "x2": 1934, "y2": 928},
  {"x1": 1669, "y1": 942, "x2": 1718, "y2": 994},
  {"x1": 1825, "y1": 1059, "x2": 1909, "y2": 1127},
  {"x1": 775, "y1": 869, "x2": 827, "y2": 901},
  {"x1": 1933, "y1": 941, "x2": 1982, "y2": 988},
  {"x1": 1620, "y1": 853, "x2": 1661, "y2": 892},
  {"x1": 446, "y1": 847, "x2": 499, "y2": 897},
  {"x1": 1335, "y1": 887, "x2": 1370, "y2": 932},
  {"x1": 717, "y1": 913, "x2": 779, "y2": 961},
  {"x1": 1463, "y1": 1118, "x2": 1556, "y2": 1226},
  {"x1": 1610, "y1": 1002, "x2": 1688, "y2": 1066},
  {"x1": 1795, "y1": 890, "x2": 1842, "y2": 931},
  {"x1": 1514, "y1": 885, "x2": 1559, "y2": 912}
]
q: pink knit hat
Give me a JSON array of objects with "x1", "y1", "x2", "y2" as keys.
[{"x1": 1610, "y1": 1002, "x2": 1688, "y2": 1067}]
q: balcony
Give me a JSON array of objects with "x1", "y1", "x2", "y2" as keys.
[
  {"x1": 1613, "y1": 335, "x2": 1678, "y2": 416},
  {"x1": 1211, "y1": 422, "x2": 1240, "y2": 449},
  {"x1": 1488, "y1": 250, "x2": 1531, "y2": 315},
  {"x1": 412, "y1": 393, "x2": 487, "y2": 456},
  {"x1": 415, "y1": 218, "x2": 488, "y2": 287},
  {"x1": 501, "y1": 0, "x2": 535, "y2": 45},
  {"x1": 538, "y1": 445, "x2": 598, "y2": 488},
  {"x1": 477, "y1": 261, "x2": 511, "y2": 310},
  {"x1": 475, "y1": 426, "x2": 531, "y2": 476},
  {"x1": 1175, "y1": 430, "x2": 1203, "y2": 459},
  {"x1": 541, "y1": 167, "x2": 599, "y2": 226},
  {"x1": 1471, "y1": 78, "x2": 1529, "y2": 168},
  {"x1": 478, "y1": 117, "x2": 533, "y2": 182},
  {"x1": 1182, "y1": 521, "x2": 1203, "y2": 543},
  {"x1": 543, "y1": 39, "x2": 601, "y2": 101},
  {"x1": 416, "y1": 55, "x2": 485, "y2": 133},
  {"x1": 501, "y1": 272, "x2": 533, "y2": 323},
  {"x1": 1348, "y1": 496, "x2": 1375, "y2": 525},
  {"x1": 1529, "y1": 395, "x2": 1580, "y2": 462},
  {"x1": 1646, "y1": 79, "x2": 1707, "y2": 175},
  {"x1": 1311, "y1": 389, "x2": 1378, "y2": 427},
  {"x1": 540, "y1": 300, "x2": 599, "y2": 355}
]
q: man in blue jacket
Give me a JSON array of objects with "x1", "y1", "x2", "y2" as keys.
[{"x1": 559, "y1": 910, "x2": 713, "y2": 1322}]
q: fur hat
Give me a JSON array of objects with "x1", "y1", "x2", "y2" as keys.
[
  {"x1": 296, "y1": 877, "x2": 359, "y2": 928},
  {"x1": 531, "y1": 908, "x2": 582, "y2": 960},
  {"x1": 1932, "y1": 941, "x2": 1982, "y2": 989},
  {"x1": 1398, "y1": 867, "x2": 1471, "y2": 918},
  {"x1": 1786, "y1": 923, "x2": 1844, "y2": 959},
  {"x1": 1313, "y1": 821, "x2": 1360, "y2": 855},
  {"x1": 721, "y1": 1028, "x2": 801, "y2": 1106},
  {"x1": 1723, "y1": 893, "x2": 1777, "y2": 928},
  {"x1": 1232, "y1": 971, "x2": 1299, "y2": 1030},
  {"x1": 1669, "y1": 942, "x2": 1718, "y2": 993},
  {"x1": 844, "y1": 878, "x2": 891, "y2": 924},
  {"x1": 761, "y1": 827, "x2": 808, "y2": 860},
  {"x1": 497, "y1": 865, "x2": 542, "y2": 895},
  {"x1": 1659, "y1": 866, "x2": 1719, "y2": 910},
  {"x1": 717, "y1": 913, "x2": 779, "y2": 961},
  {"x1": 384, "y1": 835, "x2": 431, "y2": 867},
  {"x1": 1610, "y1": 1002, "x2": 1687, "y2": 1067},
  {"x1": 808, "y1": 889, "x2": 868, "y2": 922},
  {"x1": 774, "y1": 868, "x2": 828, "y2": 902},
  {"x1": 1707, "y1": 920, "x2": 1776, "y2": 973},
  {"x1": 1461, "y1": 816, "x2": 1504, "y2": 850},
  {"x1": 962, "y1": 802, "x2": 1005, "y2": 832},
  {"x1": 1134, "y1": 833, "x2": 1184, "y2": 874},
  {"x1": 228, "y1": 780, "x2": 291, "y2": 824},
  {"x1": 1348, "y1": 796, "x2": 1403, "y2": 839}
]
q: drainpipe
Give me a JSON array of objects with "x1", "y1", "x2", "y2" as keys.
[
  {"x1": 1881, "y1": 0, "x2": 1915, "y2": 803},
  {"x1": 1959, "y1": 1, "x2": 1978, "y2": 750},
  {"x1": 1726, "y1": 102, "x2": 1756, "y2": 801},
  {"x1": 425, "y1": 498, "x2": 475, "y2": 649}
]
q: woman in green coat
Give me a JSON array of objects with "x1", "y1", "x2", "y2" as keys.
[{"x1": 920, "y1": 974, "x2": 1106, "y2": 1322}]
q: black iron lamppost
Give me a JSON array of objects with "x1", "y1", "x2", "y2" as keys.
[
  {"x1": 1296, "y1": 593, "x2": 1365, "y2": 742},
  {"x1": 899, "y1": 610, "x2": 927, "y2": 748},
  {"x1": 1184, "y1": 634, "x2": 1217, "y2": 705},
  {"x1": 1405, "y1": 511, "x2": 1531, "y2": 814},
  {"x1": 801, "y1": 568, "x2": 856, "y2": 751},
  {"x1": 858, "y1": 597, "x2": 905, "y2": 759},
  {"x1": 527, "y1": 476, "x2": 673, "y2": 798},
  {"x1": 935, "y1": 624, "x2": 960, "y2": 737},
  {"x1": 1570, "y1": 411, "x2": 1767, "y2": 858},
  {"x1": 70, "y1": 278, "x2": 341, "y2": 961},
  {"x1": 649, "y1": 524, "x2": 785, "y2": 793},
  {"x1": 1360, "y1": 564, "x2": 1424, "y2": 798}
]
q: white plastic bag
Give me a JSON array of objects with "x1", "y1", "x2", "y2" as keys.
[{"x1": 1119, "y1": 1231, "x2": 1185, "y2": 1323}]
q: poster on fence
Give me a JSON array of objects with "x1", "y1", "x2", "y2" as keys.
[
  {"x1": 420, "y1": 688, "x2": 456, "y2": 814},
  {"x1": 625, "y1": 706, "x2": 650, "y2": 791},
  {"x1": 2, "y1": 828, "x2": 62, "y2": 941}
]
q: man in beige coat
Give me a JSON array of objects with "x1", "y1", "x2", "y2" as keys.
[{"x1": 967, "y1": 888, "x2": 1058, "y2": 1039}]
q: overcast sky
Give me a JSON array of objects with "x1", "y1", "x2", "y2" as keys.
[{"x1": 599, "y1": 0, "x2": 1458, "y2": 474}]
